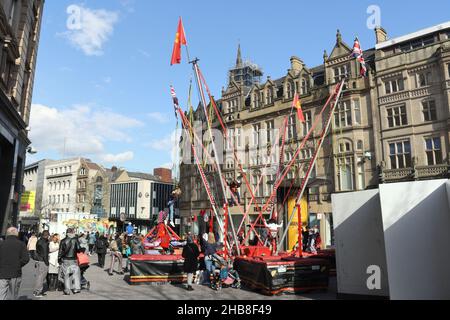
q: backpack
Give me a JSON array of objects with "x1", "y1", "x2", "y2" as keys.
[{"x1": 96, "y1": 239, "x2": 105, "y2": 250}]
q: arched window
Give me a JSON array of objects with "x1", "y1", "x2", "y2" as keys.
[
  {"x1": 58, "y1": 182, "x2": 61, "y2": 190},
  {"x1": 266, "y1": 87, "x2": 273, "y2": 105}
]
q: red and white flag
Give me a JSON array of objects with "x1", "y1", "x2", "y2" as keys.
[{"x1": 293, "y1": 93, "x2": 305, "y2": 123}]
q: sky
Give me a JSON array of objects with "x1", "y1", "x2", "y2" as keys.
[{"x1": 27, "y1": 0, "x2": 450, "y2": 173}]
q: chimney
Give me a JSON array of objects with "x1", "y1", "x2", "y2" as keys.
[
  {"x1": 154, "y1": 168, "x2": 172, "y2": 183},
  {"x1": 290, "y1": 56, "x2": 303, "y2": 74},
  {"x1": 375, "y1": 26, "x2": 388, "y2": 44},
  {"x1": 111, "y1": 166, "x2": 118, "y2": 173}
]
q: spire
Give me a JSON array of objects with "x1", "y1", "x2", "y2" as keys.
[{"x1": 236, "y1": 43, "x2": 243, "y2": 67}]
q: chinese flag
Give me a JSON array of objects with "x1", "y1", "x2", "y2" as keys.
[
  {"x1": 293, "y1": 93, "x2": 305, "y2": 123},
  {"x1": 170, "y1": 17, "x2": 187, "y2": 65}
]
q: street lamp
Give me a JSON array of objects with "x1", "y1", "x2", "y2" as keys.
[{"x1": 27, "y1": 146, "x2": 38, "y2": 155}]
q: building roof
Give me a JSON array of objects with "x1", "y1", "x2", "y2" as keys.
[
  {"x1": 128, "y1": 171, "x2": 161, "y2": 181},
  {"x1": 375, "y1": 21, "x2": 450, "y2": 50}
]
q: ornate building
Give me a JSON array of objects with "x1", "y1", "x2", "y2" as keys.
[
  {"x1": 0, "y1": 0, "x2": 45, "y2": 234},
  {"x1": 180, "y1": 22, "x2": 450, "y2": 248}
]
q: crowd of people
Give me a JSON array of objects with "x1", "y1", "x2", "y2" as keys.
[{"x1": 0, "y1": 225, "x2": 147, "y2": 300}]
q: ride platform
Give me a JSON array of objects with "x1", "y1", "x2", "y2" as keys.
[{"x1": 234, "y1": 253, "x2": 331, "y2": 296}]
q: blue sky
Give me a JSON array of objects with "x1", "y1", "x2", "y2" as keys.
[{"x1": 28, "y1": 0, "x2": 450, "y2": 172}]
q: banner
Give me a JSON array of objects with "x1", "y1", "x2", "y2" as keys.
[
  {"x1": 287, "y1": 196, "x2": 309, "y2": 252},
  {"x1": 20, "y1": 191, "x2": 36, "y2": 213}
]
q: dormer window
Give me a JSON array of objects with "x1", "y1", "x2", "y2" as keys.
[
  {"x1": 79, "y1": 168, "x2": 87, "y2": 176},
  {"x1": 286, "y1": 81, "x2": 295, "y2": 99}
]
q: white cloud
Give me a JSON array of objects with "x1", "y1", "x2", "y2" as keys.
[
  {"x1": 29, "y1": 103, "x2": 143, "y2": 163},
  {"x1": 63, "y1": 5, "x2": 119, "y2": 56},
  {"x1": 101, "y1": 151, "x2": 134, "y2": 163},
  {"x1": 147, "y1": 112, "x2": 170, "y2": 124}
]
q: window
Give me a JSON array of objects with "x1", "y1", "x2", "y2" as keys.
[
  {"x1": 79, "y1": 168, "x2": 86, "y2": 175},
  {"x1": 253, "y1": 93, "x2": 260, "y2": 109},
  {"x1": 302, "y1": 111, "x2": 312, "y2": 136},
  {"x1": 334, "y1": 101, "x2": 352, "y2": 128},
  {"x1": 266, "y1": 121, "x2": 274, "y2": 144},
  {"x1": 357, "y1": 140, "x2": 363, "y2": 150},
  {"x1": 399, "y1": 36, "x2": 435, "y2": 52},
  {"x1": 301, "y1": 148, "x2": 313, "y2": 160},
  {"x1": 266, "y1": 88, "x2": 273, "y2": 105},
  {"x1": 357, "y1": 158, "x2": 365, "y2": 190},
  {"x1": 287, "y1": 115, "x2": 297, "y2": 140},
  {"x1": 353, "y1": 100, "x2": 361, "y2": 125},
  {"x1": 252, "y1": 175, "x2": 263, "y2": 197},
  {"x1": 389, "y1": 141, "x2": 412, "y2": 169},
  {"x1": 50, "y1": 169, "x2": 54, "y2": 175},
  {"x1": 422, "y1": 100, "x2": 437, "y2": 121},
  {"x1": 67, "y1": 194, "x2": 70, "y2": 203},
  {"x1": 301, "y1": 79, "x2": 308, "y2": 95},
  {"x1": 286, "y1": 81, "x2": 295, "y2": 99},
  {"x1": 339, "y1": 142, "x2": 352, "y2": 153},
  {"x1": 385, "y1": 78, "x2": 405, "y2": 94},
  {"x1": 425, "y1": 137, "x2": 442, "y2": 165},
  {"x1": 236, "y1": 128, "x2": 242, "y2": 148},
  {"x1": 334, "y1": 64, "x2": 349, "y2": 83},
  {"x1": 285, "y1": 151, "x2": 294, "y2": 163},
  {"x1": 448, "y1": 64, "x2": 450, "y2": 78},
  {"x1": 337, "y1": 157, "x2": 355, "y2": 191},
  {"x1": 387, "y1": 105, "x2": 407, "y2": 127},
  {"x1": 57, "y1": 195, "x2": 60, "y2": 204},
  {"x1": 417, "y1": 72, "x2": 432, "y2": 87},
  {"x1": 252, "y1": 124, "x2": 261, "y2": 146},
  {"x1": 62, "y1": 195, "x2": 65, "y2": 203},
  {"x1": 225, "y1": 129, "x2": 234, "y2": 150}
]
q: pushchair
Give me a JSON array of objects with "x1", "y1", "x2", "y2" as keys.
[{"x1": 210, "y1": 255, "x2": 241, "y2": 291}]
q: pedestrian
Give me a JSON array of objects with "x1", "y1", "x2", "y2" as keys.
[
  {"x1": 88, "y1": 232, "x2": 96, "y2": 256},
  {"x1": 79, "y1": 233, "x2": 89, "y2": 255},
  {"x1": 182, "y1": 235, "x2": 200, "y2": 291},
  {"x1": 47, "y1": 234, "x2": 60, "y2": 292},
  {"x1": 309, "y1": 227, "x2": 317, "y2": 254},
  {"x1": 27, "y1": 232, "x2": 38, "y2": 260},
  {"x1": 302, "y1": 227, "x2": 309, "y2": 252},
  {"x1": 203, "y1": 232, "x2": 221, "y2": 284},
  {"x1": 33, "y1": 230, "x2": 50, "y2": 298},
  {"x1": 58, "y1": 228, "x2": 82, "y2": 295},
  {"x1": 108, "y1": 234, "x2": 124, "y2": 276},
  {"x1": 95, "y1": 234, "x2": 109, "y2": 268},
  {"x1": 0, "y1": 227, "x2": 30, "y2": 300},
  {"x1": 130, "y1": 235, "x2": 145, "y2": 255},
  {"x1": 122, "y1": 235, "x2": 132, "y2": 273}
]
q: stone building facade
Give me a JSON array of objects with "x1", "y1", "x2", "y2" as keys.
[
  {"x1": 179, "y1": 21, "x2": 450, "y2": 249},
  {"x1": 0, "y1": 0, "x2": 45, "y2": 234}
]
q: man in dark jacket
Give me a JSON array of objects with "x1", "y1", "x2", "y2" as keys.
[
  {"x1": 58, "y1": 228, "x2": 82, "y2": 295},
  {"x1": 33, "y1": 230, "x2": 49, "y2": 298},
  {"x1": 95, "y1": 234, "x2": 109, "y2": 268},
  {"x1": 0, "y1": 227, "x2": 30, "y2": 300},
  {"x1": 182, "y1": 235, "x2": 200, "y2": 291}
]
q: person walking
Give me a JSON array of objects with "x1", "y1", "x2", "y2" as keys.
[
  {"x1": 79, "y1": 233, "x2": 89, "y2": 255},
  {"x1": 0, "y1": 227, "x2": 30, "y2": 300},
  {"x1": 182, "y1": 235, "x2": 200, "y2": 291},
  {"x1": 88, "y1": 232, "x2": 96, "y2": 256},
  {"x1": 108, "y1": 234, "x2": 124, "y2": 276},
  {"x1": 95, "y1": 234, "x2": 109, "y2": 268},
  {"x1": 27, "y1": 232, "x2": 38, "y2": 260},
  {"x1": 58, "y1": 228, "x2": 82, "y2": 295},
  {"x1": 47, "y1": 234, "x2": 60, "y2": 292},
  {"x1": 33, "y1": 230, "x2": 50, "y2": 298}
]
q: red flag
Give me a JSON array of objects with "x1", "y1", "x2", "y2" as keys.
[
  {"x1": 293, "y1": 93, "x2": 305, "y2": 123},
  {"x1": 170, "y1": 17, "x2": 187, "y2": 65}
]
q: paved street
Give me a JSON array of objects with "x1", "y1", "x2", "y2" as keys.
[{"x1": 18, "y1": 254, "x2": 337, "y2": 300}]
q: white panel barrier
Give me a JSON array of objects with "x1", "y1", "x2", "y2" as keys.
[
  {"x1": 332, "y1": 190, "x2": 389, "y2": 297},
  {"x1": 379, "y1": 180, "x2": 450, "y2": 300},
  {"x1": 332, "y1": 179, "x2": 450, "y2": 299}
]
